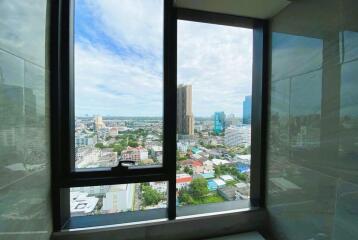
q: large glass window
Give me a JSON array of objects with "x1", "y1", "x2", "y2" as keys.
[
  {"x1": 74, "y1": 0, "x2": 164, "y2": 169},
  {"x1": 70, "y1": 182, "x2": 167, "y2": 217},
  {"x1": 52, "y1": 0, "x2": 265, "y2": 230},
  {"x1": 176, "y1": 21, "x2": 253, "y2": 210}
]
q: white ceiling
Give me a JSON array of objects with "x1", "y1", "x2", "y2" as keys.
[{"x1": 175, "y1": 0, "x2": 291, "y2": 19}]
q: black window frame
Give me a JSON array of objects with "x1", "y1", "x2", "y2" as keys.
[{"x1": 50, "y1": 0, "x2": 268, "y2": 231}]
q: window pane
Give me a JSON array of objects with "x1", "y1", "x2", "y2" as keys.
[
  {"x1": 176, "y1": 21, "x2": 252, "y2": 212},
  {"x1": 70, "y1": 182, "x2": 167, "y2": 217},
  {"x1": 74, "y1": 0, "x2": 164, "y2": 169}
]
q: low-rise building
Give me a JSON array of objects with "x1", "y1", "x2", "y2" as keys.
[
  {"x1": 177, "y1": 142, "x2": 188, "y2": 153},
  {"x1": 235, "y1": 182, "x2": 250, "y2": 200},
  {"x1": 220, "y1": 175, "x2": 235, "y2": 182},
  {"x1": 75, "y1": 147, "x2": 118, "y2": 168},
  {"x1": 213, "y1": 178, "x2": 226, "y2": 187},
  {"x1": 75, "y1": 134, "x2": 96, "y2": 147},
  {"x1": 75, "y1": 185, "x2": 110, "y2": 197},
  {"x1": 179, "y1": 160, "x2": 204, "y2": 174},
  {"x1": 75, "y1": 147, "x2": 100, "y2": 168},
  {"x1": 109, "y1": 127, "x2": 119, "y2": 137},
  {"x1": 203, "y1": 160, "x2": 214, "y2": 173},
  {"x1": 70, "y1": 192, "x2": 99, "y2": 217},
  {"x1": 150, "y1": 145, "x2": 162, "y2": 161},
  {"x1": 191, "y1": 153, "x2": 203, "y2": 160},
  {"x1": 218, "y1": 186, "x2": 238, "y2": 201},
  {"x1": 102, "y1": 184, "x2": 135, "y2": 213},
  {"x1": 207, "y1": 178, "x2": 226, "y2": 191},
  {"x1": 176, "y1": 174, "x2": 192, "y2": 190},
  {"x1": 149, "y1": 182, "x2": 167, "y2": 194},
  {"x1": 212, "y1": 159, "x2": 230, "y2": 166},
  {"x1": 191, "y1": 160, "x2": 204, "y2": 174},
  {"x1": 121, "y1": 146, "x2": 148, "y2": 162},
  {"x1": 200, "y1": 172, "x2": 215, "y2": 179}
]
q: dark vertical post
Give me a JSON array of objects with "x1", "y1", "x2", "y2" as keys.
[
  {"x1": 251, "y1": 20, "x2": 269, "y2": 207},
  {"x1": 68, "y1": 0, "x2": 75, "y2": 171},
  {"x1": 50, "y1": 0, "x2": 71, "y2": 231},
  {"x1": 164, "y1": 0, "x2": 177, "y2": 220}
]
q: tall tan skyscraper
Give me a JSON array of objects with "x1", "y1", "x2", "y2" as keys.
[
  {"x1": 177, "y1": 84, "x2": 194, "y2": 136},
  {"x1": 94, "y1": 115, "x2": 105, "y2": 130}
]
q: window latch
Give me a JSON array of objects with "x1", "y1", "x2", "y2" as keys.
[{"x1": 111, "y1": 160, "x2": 136, "y2": 173}]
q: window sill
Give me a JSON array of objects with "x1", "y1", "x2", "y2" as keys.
[
  {"x1": 52, "y1": 206, "x2": 267, "y2": 240},
  {"x1": 177, "y1": 199, "x2": 251, "y2": 218},
  {"x1": 63, "y1": 199, "x2": 251, "y2": 230}
]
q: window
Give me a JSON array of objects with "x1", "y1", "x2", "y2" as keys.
[
  {"x1": 74, "y1": 0, "x2": 164, "y2": 169},
  {"x1": 70, "y1": 182, "x2": 168, "y2": 217},
  {"x1": 176, "y1": 20, "x2": 253, "y2": 213},
  {"x1": 51, "y1": 0, "x2": 267, "y2": 230}
]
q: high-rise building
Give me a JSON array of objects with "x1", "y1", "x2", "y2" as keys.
[
  {"x1": 224, "y1": 125, "x2": 251, "y2": 147},
  {"x1": 94, "y1": 115, "x2": 106, "y2": 130},
  {"x1": 243, "y1": 96, "x2": 252, "y2": 124},
  {"x1": 177, "y1": 84, "x2": 194, "y2": 136},
  {"x1": 226, "y1": 113, "x2": 238, "y2": 127},
  {"x1": 213, "y1": 112, "x2": 226, "y2": 134}
]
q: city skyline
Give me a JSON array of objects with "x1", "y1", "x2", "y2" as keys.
[{"x1": 75, "y1": 112, "x2": 248, "y2": 119}]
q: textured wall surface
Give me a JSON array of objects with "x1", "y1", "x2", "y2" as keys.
[
  {"x1": 267, "y1": 0, "x2": 358, "y2": 239},
  {"x1": 0, "y1": 1, "x2": 51, "y2": 239}
]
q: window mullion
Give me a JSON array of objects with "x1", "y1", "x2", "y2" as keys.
[{"x1": 163, "y1": 0, "x2": 177, "y2": 220}]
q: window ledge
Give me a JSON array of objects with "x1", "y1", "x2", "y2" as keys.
[{"x1": 52, "y1": 207, "x2": 267, "y2": 240}]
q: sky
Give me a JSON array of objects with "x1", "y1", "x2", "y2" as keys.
[{"x1": 74, "y1": 0, "x2": 253, "y2": 118}]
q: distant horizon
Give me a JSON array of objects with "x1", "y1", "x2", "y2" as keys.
[{"x1": 75, "y1": 113, "x2": 247, "y2": 119}]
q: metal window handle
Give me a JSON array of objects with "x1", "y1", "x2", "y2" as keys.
[{"x1": 112, "y1": 160, "x2": 136, "y2": 172}]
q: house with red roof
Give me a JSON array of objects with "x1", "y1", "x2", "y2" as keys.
[{"x1": 176, "y1": 174, "x2": 193, "y2": 190}]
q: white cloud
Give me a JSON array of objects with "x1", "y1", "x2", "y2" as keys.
[
  {"x1": 178, "y1": 21, "x2": 252, "y2": 117},
  {"x1": 75, "y1": 0, "x2": 253, "y2": 117},
  {"x1": 75, "y1": 42, "x2": 163, "y2": 116},
  {"x1": 83, "y1": 0, "x2": 163, "y2": 57}
]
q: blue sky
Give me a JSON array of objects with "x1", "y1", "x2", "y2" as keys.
[{"x1": 74, "y1": 0, "x2": 253, "y2": 117}]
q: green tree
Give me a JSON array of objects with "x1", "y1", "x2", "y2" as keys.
[
  {"x1": 128, "y1": 141, "x2": 139, "y2": 147},
  {"x1": 237, "y1": 173, "x2": 248, "y2": 182},
  {"x1": 189, "y1": 178, "x2": 209, "y2": 200},
  {"x1": 184, "y1": 166, "x2": 193, "y2": 175},
  {"x1": 142, "y1": 185, "x2": 162, "y2": 206},
  {"x1": 214, "y1": 166, "x2": 222, "y2": 177},
  {"x1": 178, "y1": 189, "x2": 194, "y2": 205},
  {"x1": 95, "y1": 143, "x2": 105, "y2": 149},
  {"x1": 179, "y1": 156, "x2": 188, "y2": 161},
  {"x1": 112, "y1": 144, "x2": 125, "y2": 154}
]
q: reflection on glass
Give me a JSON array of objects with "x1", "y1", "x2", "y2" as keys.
[
  {"x1": 0, "y1": 0, "x2": 50, "y2": 236},
  {"x1": 268, "y1": 33, "x2": 323, "y2": 201},
  {"x1": 70, "y1": 182, "x2": 167, "y2": 216},
  {"x1": 267, "y1": 2, "x2": 358, "y2": 237},
  {"x1": 74, "y1": 0, "x2": 164, "y2": 169},
  {"x1": 271, "y1": 33, "x2": 322, "y2": 82},
  {"x1": 289, "y1": 70, "x2": 321, "y2": 150},
  {"x1": 341, "y1": 31, "x2": 358, "y2": 63},
  {"x1": 176, "y1": 20, "x2": 253, "y2": 208}
]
